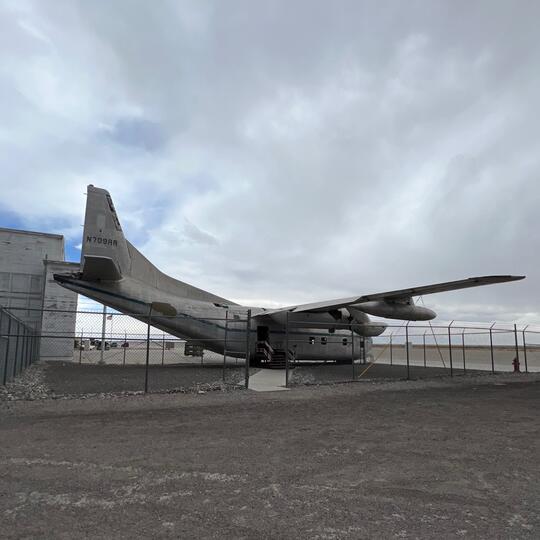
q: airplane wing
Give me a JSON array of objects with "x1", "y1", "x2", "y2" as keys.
[{"x1": 254, "y1": 275, "x2": 525, "y2": 317}]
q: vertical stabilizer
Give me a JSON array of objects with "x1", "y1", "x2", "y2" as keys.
[{"x1": 81, "y1": 185, "x2": 131, "y2": 280}]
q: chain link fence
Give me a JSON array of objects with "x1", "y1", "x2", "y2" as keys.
[
  {"x1": 366, "y1": 322, "x2": 538, "y2": 378},
  {"x1": 0, "y1": 307, "x2": 40, "y2": 385},
  {"x1": 285, "y1": 320, "x2": 540, "y2": 386},
  {"x1": 2, "y1": 306, "x2": 250, "y2": 394},
  {"x1": 1, "y1": 306, "x2": 539, "y2": 394}
]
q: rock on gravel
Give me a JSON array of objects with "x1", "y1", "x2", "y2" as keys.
[{"x1": 0, "y1": 364, "x2": 52, "y2": 401}]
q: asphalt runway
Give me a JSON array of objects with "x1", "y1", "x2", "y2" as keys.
[{"x1": 1, "y1": 374, "x2": 539, "y2": 538}]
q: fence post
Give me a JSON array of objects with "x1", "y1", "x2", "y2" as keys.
[
  {"x1": 351, "y1": 328, "x2": 355, "y2": 380},
  {"x1": 161, "y1": 332, "x2": 165, "y2": 366},
  {"x1": 0, "y1": 310, "x2": 2, "y2": 378},
  {"x1": 79, "y1": 330, "x2": 83, "y2": 364},
  {"x1": 461, "y1": 330, "x2": 466, "y2": 373},
  {"x1": 26, "y1": 330, "x2": 30, "y2": 370},
  {"x1": 13, "y1": 320, "x2": 20, "y2": 379},
  {"x1": 28, "y1": 331, "x2": 34, "y2": 367},
  {"x1": 123, "y1": 331, "x2": 127, "y2": 366},
  {"x1": 390, "y1": 334, "x2": 393, "y2": 366},
  {"x1": 362, "y1": 336, "x2": 366, "y2": 364},
  {"x1": 19, "y1": 326, "x2": 25, "y2": 372},
  {"x1": 26, "y1": 327, "x2": 31, "y2": 369},
  {"x1": 244, "y1": 309, "x2": 251, "y2": 389},
  {"x1": 144, "y1": 306, "x2": 152, "y2": 393},
  {"x1": 99, "y1": 305, "x2": 106, "y2": 365},
  {"x1": 489, "y1": 323, "x2": 495, "y2": 374},
  {"x1": 448, "y1": 321, "x2": 454, "y2": 377},
  {"x1": 222, "y1": 310, "x2": 229, "y2": 382},
  {"x1": 522, "y1": 325, "x2": 528, "y2": 373},
  {"x1": 405, "y1": 323, "x2": 410, "y2": 380},
  {"x1": 285, "y1": 311, "x2": 290, "y2": 388},
  {"x1": 36, "y1": 320, "x2": 41, "y2": 363},
  {"x1": 0, "y1": 310, "x2": 5, "y2": 384},
  {"x1": 26, "y1": 326, "x2": 31, "y2": 369},
  {"x1": 423, "y1": 331, "x2": 426, "y2": 368},
  {"x1": 513, "y1": 324, "x2": 520, "y2": 369},
  {"x1": 18, "y1": 321, "x2": 23, "y2": 375},
  {"x1": 27, "y1": 324, "x2": 32, "y2": 368},
  {"x1": 17, "y1": 323, "x2": 23, "y2": 376},
  {"x1": 22, "y1": 326, "x2": 27, "y2": 370},
  {"x1": 3, "y1": 315, "x2": 12, "y2": 385},
  {"x1": 31, "y1": 331, "x2": 36, "y2": 365}
]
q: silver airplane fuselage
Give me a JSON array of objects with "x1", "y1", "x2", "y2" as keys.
[{"x1": 55, "y1": 273, "x2": 370, "y2": 361}]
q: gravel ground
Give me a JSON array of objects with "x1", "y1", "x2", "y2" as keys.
[
  {"x1": 0, "y1": 362, "x2": 245, "y2": 401},
  {"x1": 44, "y1": 362, "x2": 245, "y2": 395},
  {"x1": 1, "y1": 373, "x2": 539, "y2": 538},
  {"x1": 0, "y1": 363, "x2": 52, "y2": 401},
  {"x1": 290, "y1": 362, "x2": 483, "y2": 385},
  {"x1": 1, "y1": 362, "x2": 480, "y2": 401}
]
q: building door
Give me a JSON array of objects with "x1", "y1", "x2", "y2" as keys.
[{"x1": 257, "y1": 325, "x2": 269, "y2": 342}]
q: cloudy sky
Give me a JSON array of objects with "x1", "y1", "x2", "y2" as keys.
[{"x1": 0, "y1": 0, "x2": 538, "y2": 323}]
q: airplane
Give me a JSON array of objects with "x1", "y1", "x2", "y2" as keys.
[{"x1": 54, "y1": 185, "x2": 525, "y2": 367}]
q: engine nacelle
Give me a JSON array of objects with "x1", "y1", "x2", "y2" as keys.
[
  {"x1": 283, "y1": 308, "x2": 387, "y2": 336},
  {"x1": 351, "y1": 300, "x2": 436, "y2": 321},
  {"x1": 343, "y1": 308, "x2": 387, "y2": 336}
]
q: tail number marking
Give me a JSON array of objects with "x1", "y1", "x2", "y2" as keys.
[{"x1": 86, "y1": 236, "x2": 118, "y2": 246}]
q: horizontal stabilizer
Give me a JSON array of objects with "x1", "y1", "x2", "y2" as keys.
[{"x1": 82, "y1": 255, "x2": 122, "y2": 281}]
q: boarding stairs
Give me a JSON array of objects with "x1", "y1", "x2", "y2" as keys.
[{"x1": 254, "y1": 340, "x2": 295, "y2": 369}]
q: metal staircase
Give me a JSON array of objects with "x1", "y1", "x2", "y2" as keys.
[{"x1": 254, "y1": 341, "x2": 295, "y2": 369}]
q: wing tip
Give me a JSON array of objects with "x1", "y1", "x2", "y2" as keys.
[{"x1": 491, "y1": 275, "x2": 526, "y2": 281}]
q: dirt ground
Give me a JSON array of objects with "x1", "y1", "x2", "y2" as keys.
[
  {"x1": 2, "y1": 361, "x2": 483, "y2": 399},
  {"x1": 42, "y1": 362, "x2": 246, "y2": 395},
  {"x1": 1, "y1": 373, "x2": 539, "y2": 539}
]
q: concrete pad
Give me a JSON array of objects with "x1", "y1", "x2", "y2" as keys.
[{"x1": 249, "y1": 369, "x2": 289, "y2": 391}]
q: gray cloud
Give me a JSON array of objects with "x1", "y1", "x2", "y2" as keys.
[
  {"x1": 0, "y1": 0, "x2": 538, "y2": 323},
  {"x1": 101, "y1": 117, "x2": 166, "y2": 152},
  {"x1": 183, "y1": 219, "x2": 218, "y2": 246}
]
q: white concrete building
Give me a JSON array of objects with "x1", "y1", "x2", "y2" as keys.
[{"x1": 0, "y1": 227, "x2": 79, "y2": 359}]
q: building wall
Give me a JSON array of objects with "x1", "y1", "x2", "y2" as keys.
[
  {"x1": 40, "y1": 261, "x2": 80, "y2": 359},
  {"x1": 0, "y1": 228, "x2": 64, "y2": 328},
  {"x1": 0, "y1": 228, "x2": 79, "y2": 360}
]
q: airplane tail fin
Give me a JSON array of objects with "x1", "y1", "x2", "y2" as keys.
[{"x1": 81, "y1": 185, "x2": 131, "y2": 281}]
